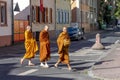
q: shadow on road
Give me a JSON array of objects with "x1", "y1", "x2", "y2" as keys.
[{"x1": 0, "y1": 63, "x2": 74, "y2": 80}]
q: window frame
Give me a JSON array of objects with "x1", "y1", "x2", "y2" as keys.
[{"x1": 0, "y1": 1, "x2": 7, "y2": 26}]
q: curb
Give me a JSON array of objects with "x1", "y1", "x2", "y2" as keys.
[{"x1": 88, "y1": 44, "x2": 118, "y2": 80}]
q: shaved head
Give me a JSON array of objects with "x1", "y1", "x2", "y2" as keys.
[
  {"x1": 44, "y1": 25, "x2": 49, "y2": 31},
  {"x1": 26, "y1": 26, "x2": 31, "y2": 31},
  {"x1": 63, "y1": 27, "x2": 67, "y2": 32}
]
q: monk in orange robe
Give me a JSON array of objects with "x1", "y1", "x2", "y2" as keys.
[
  {"x1": 39, "y1": 25, "x2": 50, "y2": 68},
  {"x1": 20, "y1": 26, "x2": 38, "y2": 66},
  {"x1": 54, "y1": 27, "x2": 72, "y2": 70}
]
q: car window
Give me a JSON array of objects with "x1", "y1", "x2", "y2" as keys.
[
  {"x1": 67, "y1": 28, "x2": 74, "y2": 32},
  {"x1": 68, "y1": 27, "x2": 84, "y2": 33}
]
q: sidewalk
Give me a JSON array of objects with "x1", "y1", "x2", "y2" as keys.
[{"x1": 90, "y1": 43, "x2": 120, "y2": 80}]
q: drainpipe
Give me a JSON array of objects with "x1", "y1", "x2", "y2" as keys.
[
  {"x1": 30, "y1": 0, "x2": 32, "y2": 31},
  {"x1": 55, "y1": 0, "x2": 56, "y2": 30},
  {"x1": 11, "y1": 0, "x2": 14, "y2": 45},
  {"x1": 80, "y1": 0, "x2": 83, "y2": 30},
  {"x1": 80, "y1": 0, "x2": 82, "y2": 27},
  {"x1": 55, "y1": 0, "x2": 57, "y2": 38}
]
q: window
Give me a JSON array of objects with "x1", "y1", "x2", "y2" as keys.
[
  {"x1": 41, "y1": 7, "x2": 45, "y2": 23},
  {"x1": 36, "y1": 6, "x2": 40, "y2": 22},
  {"x1": 60, "y1": 10, "x2": 62, "y2": 23},
  {"x1": 49, "y1": 8, "x2": 52, "y2": 23},
  {"x1": 66, "y1": 11, "x2": 69, "y2": 24},
  {"x1": 63, "y1": 10, "x2": 65, "y2": 24},
  {"x1": 65, "y1": 11, "x2": 66, "y2": 23},
  {"x1": 0, "y1": 1, "x2": 7, "y2": 26},
  {"x1": 57, "y1": 9, "x2": 69, "y2": 24},
  {"x1": 32, "y1": 6, "x2": 36, "y2": 23},
  {"x1": 57, "y1": 10, "x2": 60, "y2": 23},
  {"x1": 45, "y1": 8, "x2": 48, "y2": 23},
  {"x1": 32, "y1": 6, "x2": 52, "y2": 24},
  {"x1": 67, "y1": 12, "x2": 69, "y2": 24}
]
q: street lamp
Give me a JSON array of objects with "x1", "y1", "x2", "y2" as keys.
[{"x1": 14, "y1": 2, "x2": 20, "y2": 12}]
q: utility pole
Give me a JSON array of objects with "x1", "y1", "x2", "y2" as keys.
[
  {"x1": 11, "y1": 0, "x2": 14, "y2": 45},
  {"x1": 30, "y1": 0, "x2": 32, "y2": 30},
  {"x1": 80, "y1": 0, "x2": 83, "y2": 31}
]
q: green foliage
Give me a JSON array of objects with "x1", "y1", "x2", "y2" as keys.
[
  {"x1": 114, "y1": 0, "x2": 120, "y2": 18},
  {"x1": 99, "y1": 0, "x2": 113, "y2": 22}
]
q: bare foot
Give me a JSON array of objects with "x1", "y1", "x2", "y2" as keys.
[
  {"x1": 28, "y1": 63, "x2": 35, "y2": 66},
  {"x1": 20, "y1": 58, "x2": 24, "y2": 64},
  {"x1": 54, "y1": 64, "x2": 58, "y2": 68},
  {"x1": 68, "y1": 67, "x2": 72, "y2": 70}
]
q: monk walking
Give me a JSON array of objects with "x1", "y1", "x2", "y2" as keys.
[
  {"x1": 54, "y1": 27, "x2": 72, "y2": 70},
  {"x1": 20, "y1": 26, "x2": 38, "y2": 66},
  {"x1": 39, "y1": 25, "x2": 50, "y2": 68}
]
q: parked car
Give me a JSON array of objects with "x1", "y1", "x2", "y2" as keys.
[
  {"x1": 105, "y1": 24, "x2": 114, "y2": 31},
  {"x1": 117, "y1": 23, "x2": 120, "y2": 28},
  {"x1": 67, "y1": 27, "x2": 84, "y2": 40}
]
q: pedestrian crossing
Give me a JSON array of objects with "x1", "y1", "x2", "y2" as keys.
[
  {"x1": 17, "y1": 69, "x2": 38, "y2": 76},
  {"x1": 0, "y1": 45, "x2": 113, "y2": 79}
]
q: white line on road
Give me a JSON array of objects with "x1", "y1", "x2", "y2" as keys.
[{"x1": 17, "y1": 69, "x2": 38, "y2": 76}]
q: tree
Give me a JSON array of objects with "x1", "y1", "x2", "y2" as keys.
[
  {"x1": 114, "y1": 0, "x2": 120, "y2": 18},
  {"x1": 98, "y1": 0, "x2": 113, "y2": 29}
]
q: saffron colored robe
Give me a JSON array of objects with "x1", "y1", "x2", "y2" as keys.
[
  {"x1": 39, "y1": 30, "x2": 50, "y2": 62},
  {"x1": 57, "y1": 32, "x2": 71, "y2": 64},
  {"x1": 23, "y1": 30, "x2": 38, "y2": 59}
]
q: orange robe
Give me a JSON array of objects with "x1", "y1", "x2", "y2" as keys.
[
  {"x1": 39, "y1": 30, "x2": 50, "y2": 62},
  {"x1": 57, "y1": 32, "x2": 71, "y2": 64},
  {"x1": 23, "y1": 30, "x2": 38, "y2": 59}
]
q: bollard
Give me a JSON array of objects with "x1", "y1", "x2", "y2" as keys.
[{"x1": 91, "y1": 33, "x2": 105, "y2": 50}]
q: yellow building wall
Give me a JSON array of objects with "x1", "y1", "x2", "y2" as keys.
[
  {"x1": 82, "y1": 4, "x2": 91, "y2": 32},
  {"x1": 56, "y1": 0, "x2": 71, "y2": 31}
]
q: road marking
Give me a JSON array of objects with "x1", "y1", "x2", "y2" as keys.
[{"x1": 17, "y1": 69, "x2": 38, "y2": 76}]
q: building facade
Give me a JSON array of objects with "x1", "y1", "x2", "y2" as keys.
[
  {"x1": 31, "y1": 0, "x2": 71, "y2": 39},
  {"x1": 55, "y1": 0, "x2": 71, "y2": 34},
  {"x1": 14, "y1": 5, "x2": 30, "y2": 42},
  {"x1": 0, "y1": 0, "x2": 13, "y2": 47},
  {"x1": 0, "y1": 0, "x2": 99, "y2": 47},
  {"x1": 89, "y1": 0, "x2": 98, "y2": 31},
  {"x1": 31, "y1": 0, "x2": 55, "y2": 39},
  {"x1": 71, "y1": 0, "x2": 98, "y2": 32}
]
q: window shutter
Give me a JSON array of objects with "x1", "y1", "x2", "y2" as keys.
[
  {"x1": 46, "y1": 8, "x2": 48, "y2": 23},
  {"x1": 36, "y1": 6, "x2": 39, "y2": 22},
  {"x1": 50, "y1": 8, "x2": 52, "y2": 23},
  {"x1": 42, "y1": 7, "x2": 45, "y2": 23},
  {"x1": 32, "y1": 6, "x2": 36, "y2": 23}
]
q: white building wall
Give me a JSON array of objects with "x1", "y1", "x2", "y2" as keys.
[
  {"x1": 31, "y1": 0, "x2": 55, "y2": 32},
  {"x1": 0, "y1": 0, "x2": 12, "y2": 36}
]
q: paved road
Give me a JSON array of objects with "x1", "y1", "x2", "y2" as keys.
[{"x1": 0, "y1": 30, "x2": 120, "y2": 80}]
